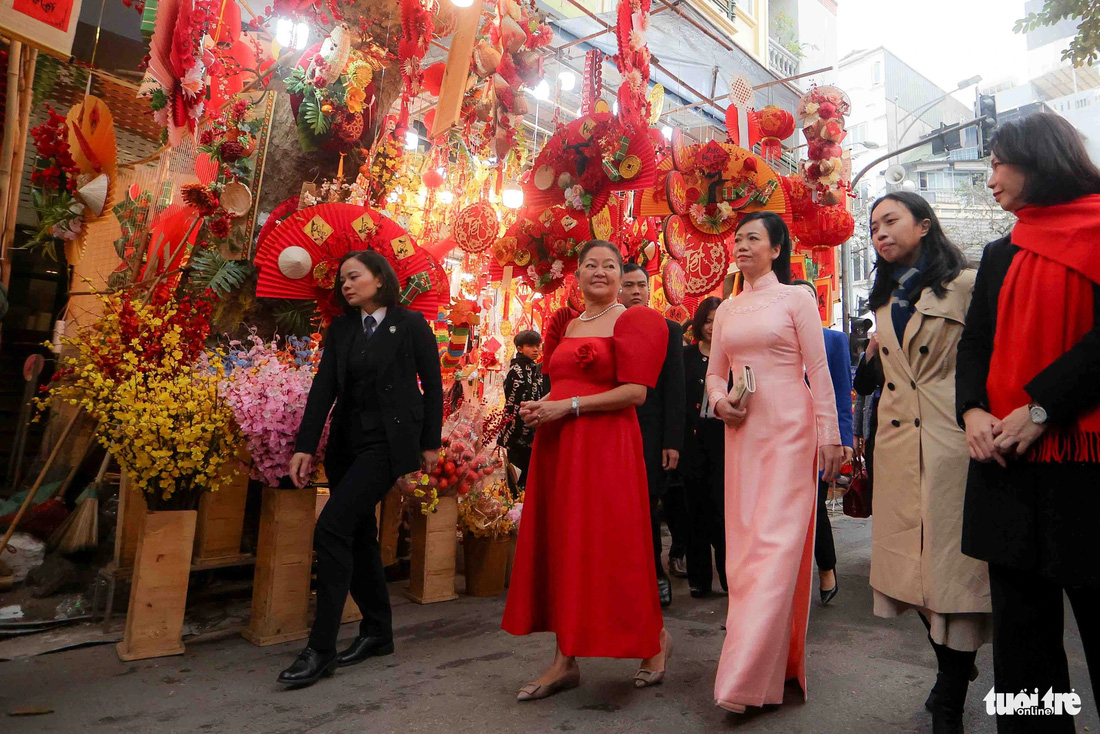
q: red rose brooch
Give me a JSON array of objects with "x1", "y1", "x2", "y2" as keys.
[{"x1": 574, "y1": 343, "x2": 598, "y2": 369}]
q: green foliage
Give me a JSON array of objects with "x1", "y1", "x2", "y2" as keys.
[
  {"x1": 187, "y1": 249, "x2": 253, "y2": 297},
  {"x1": 1015, "y1": 0, "x2": 1100, "y2": 68},
  {"x1": 269, "y1": 299, "x2": 320, "y2": 336},
  {"x1": 149, "y1": 89, "x2": 168, "y2": 112},
  {"x1": 299, "y1": 97, "x2": 330, "y2": 136}
]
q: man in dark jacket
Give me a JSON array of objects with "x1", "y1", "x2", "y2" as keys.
[
  {"x1": 497, "y1": 330, "x2": 546, "y2": 494},
  {"x1": 620, "y1": 264, "x2": 686, "y2": 608}
]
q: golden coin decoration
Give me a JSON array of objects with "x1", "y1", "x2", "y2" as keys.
[
  {"x1": 514, "y1": 249, "x2": 531, "y2": 266},
  {"x1": 619, "y1": 155, "x2": 641, "y2": 180}
]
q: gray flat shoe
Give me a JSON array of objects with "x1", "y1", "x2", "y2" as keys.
[{"x1": 516, "y1": 668, "x2": 580, "y2": 701}]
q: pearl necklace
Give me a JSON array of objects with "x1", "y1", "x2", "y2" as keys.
[{"x1": 578, "y1": 303, "x2": 625, "y2": 322}]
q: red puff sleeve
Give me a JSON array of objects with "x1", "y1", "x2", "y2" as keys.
[
  {"x1": 613, "y1": 306, "x2": 667, "y2": 388},
  {"x1": 542, "y1": 306, "x2": 579, "y2": 365}
]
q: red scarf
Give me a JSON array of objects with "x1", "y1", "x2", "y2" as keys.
[{"x1": 986, "y1": 194, "x2": 1100, "y2": 462}]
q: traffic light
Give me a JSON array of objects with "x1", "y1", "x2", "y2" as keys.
[
  {"x1": 976, "y1": 94, "x2": 997, "y2": 158},
  {"x1": 931, "y1": 123, "x2": 962, "y2": 155}
]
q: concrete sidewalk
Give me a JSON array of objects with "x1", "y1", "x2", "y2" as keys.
[{"x1": 1, "y1": 515, "x2": 1095, "y2": 733}]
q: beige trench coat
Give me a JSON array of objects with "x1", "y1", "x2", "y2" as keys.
[{"x1": 870, "y1": 269, "x2": 990, "y2": 614}]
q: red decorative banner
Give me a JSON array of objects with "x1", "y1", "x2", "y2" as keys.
[{"x1": 13, "y1": 0, "x2": 74, "y2": 31}]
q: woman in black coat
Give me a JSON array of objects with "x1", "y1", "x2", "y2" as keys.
[
  {"x1": 956, "y1": 113, "x2": 1100, "y2": 733},
  {"x1": 279, "y1": 250, "x2": 443, "y2": 688},
  {"x1": 680, "y1": 296, "x2": 727, "y2": 598}
]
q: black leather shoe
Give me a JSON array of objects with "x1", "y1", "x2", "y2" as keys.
[
  {"x1": 336, "y1": 635, "x2": 395, "y2": 667},
  {"x1": 690, "y1": 587, "x2": 710, "y2": 599},
  {"x1": 277, "y1": 647, "x2": 337, "y2": 688},
  {"x1": 657, "y1": 577, "x2": 672, "y2": 608},
  {"x1": 819, "y1": 578, "x2": 839, "y2": 606}
]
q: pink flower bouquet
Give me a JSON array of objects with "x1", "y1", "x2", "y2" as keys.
[{"x1": 220, "y1": 334, "x2": 330, "y2": 486}]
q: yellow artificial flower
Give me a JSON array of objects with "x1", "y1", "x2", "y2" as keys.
[{"x1": 346, "y1": 87, "x2": 366, "y2": 114}]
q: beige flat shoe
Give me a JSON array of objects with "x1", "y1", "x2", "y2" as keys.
[
  {"x1": 634, "y1": 633, "x2": 673, "y2": 688},
  {"x1": 516, "y1": 668, "x2": 581, "y2": 702},
  {"x1": 717, "y1": 699, "x2": 747, "y2": 714}
]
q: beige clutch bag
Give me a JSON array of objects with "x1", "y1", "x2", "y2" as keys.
[{"x1": 729, "y1": 365, "x2": 756, "y2": 407}]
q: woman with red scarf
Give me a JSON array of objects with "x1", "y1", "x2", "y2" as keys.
[{"x1": 957, "y1": 113, "x2": 1100, "y2": 734}]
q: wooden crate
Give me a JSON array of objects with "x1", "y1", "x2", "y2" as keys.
[
  {"x1": 116, "y1": 510, "x2": 197, "y2": 661},
  {"x1": 114, "y1": 472, "x2": 147, "y2": 571},
  {"x1": 462, "y1": 533, "x2": 511, "y2": 597},
  {"x1": 379, "y1": 488, "x2": 401, "y2": 567},
  {"x1": 242, "y1": 486, "x2": 317, "y2": 646},
  {"x1": 406, "y1": 495, "x2": 458, "y2": 604},
  {"x1": 192, "y1": 449, "x2": 251, "y2": 564}
]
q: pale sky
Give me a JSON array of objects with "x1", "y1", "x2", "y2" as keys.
[{"x1": 837, "y1": 0, "x2": 1031, "y2": 102}]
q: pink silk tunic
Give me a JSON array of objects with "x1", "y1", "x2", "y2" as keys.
[{"x1": 705, "y1": 271, "x2": 841, "y2": 709}]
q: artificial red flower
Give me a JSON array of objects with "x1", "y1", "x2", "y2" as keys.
[{"x1": 574, "y1": 343, "x2": 598, "y2": 369}]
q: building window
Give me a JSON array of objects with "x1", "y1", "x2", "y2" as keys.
[
  {"x1": 873, "y1": 61, "x2": 882, "y2": 85},
  {"x1": 850, "y1": 123, "x2": 868, "y2": 144}
]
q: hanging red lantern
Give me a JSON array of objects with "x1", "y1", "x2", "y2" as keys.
[
  {"x1": 757, "y1": 105, "x2": 796, "y2": 161},
  {"x1": 422, "y1": 62, "x2": 446, "y2": 96},
  {"x1": 423, "y1": 168, "x2": 445, "y2": 189},
  {"x1": 816, "y1": 204, "x2": 855, "y2": 247}
]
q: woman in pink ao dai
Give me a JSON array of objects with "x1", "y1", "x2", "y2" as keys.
[{"x1": 706, "y1": 212, "x2": 844, "y2": 713}]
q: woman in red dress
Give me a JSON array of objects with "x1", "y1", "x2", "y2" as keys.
[{"x1": 502, "y1": 240, "x2": 671, "y2": 701}]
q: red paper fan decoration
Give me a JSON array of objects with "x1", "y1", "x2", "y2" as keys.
[
  {"x1": 452, "y1": 201, "x2": 499, "y2": 254},
  {"x1": 682, "y1": 236, "x2": 730, "y2": 296},
  {"x1": 254, "y1": 202, "x2": 441, "y2": 319},
  {"x1": 523, "y1": 111, "x2": 657, "y2": 213},
  {"x1": 662, "y1": 259, "x2": 687, "y2": 306},
  {"x1": 663, "y1": 214, "x2": 689, "y2": 259}
]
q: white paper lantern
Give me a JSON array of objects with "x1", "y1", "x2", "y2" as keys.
[{"x1": 278, "y1": 246, "x2": 313, "y2": 279}]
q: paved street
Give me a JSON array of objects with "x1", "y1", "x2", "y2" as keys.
[{"x1": 2, "y1": 515, "x2": 1095, "y2": 734}]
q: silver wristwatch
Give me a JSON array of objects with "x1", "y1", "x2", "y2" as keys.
[
  {"x1": 571, "y1": 396, "x2": 580, "y2": 417},
  {"x1": 1028, "y1": 402, "x2": 1048, "y2": 425}
]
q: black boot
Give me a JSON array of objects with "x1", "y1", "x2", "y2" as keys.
[
  {"x1": 277, "y1": 647, "x2": 337, "y2": 688},
  {"x1": 925, "y1": 638, "x2": 976, "y2": 734}
]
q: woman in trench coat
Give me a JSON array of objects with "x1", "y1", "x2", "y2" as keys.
[{"x1": 866, "y1": 192, "x2": 988, "y2": 734}]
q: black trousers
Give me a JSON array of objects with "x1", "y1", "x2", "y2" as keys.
[
  {"x1": 815, "y1": 478, "x2": 837, "y2": 573},
  {"x1": 664, "y1": 475, "x2": 689, "y2": 561},
  {"x1": 505, "y1": 442, "x2": 532, "y2": 491},
  {"x1": 683, "y1": 424, "x2": 726, "y2": 593},
  {"x1": 642, "y1": 437, "x2": 670, "y2": 580},
  {"x1": 308, "y1": 439, "x2": 396, "y2": 653},
  {"x1": 988, "y1": 562, "x2": 1100, "y2": 733}
]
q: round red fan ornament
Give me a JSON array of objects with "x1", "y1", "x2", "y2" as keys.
[
  {"x1": 682, "y1": 236, "x2": 730, "y2": 296},
  {"x1": 662, "y1": 259, "x2": 687, "y2": 306},
  {"x1": 452, "y1": 201, "x2": 499, "y2": 254}
]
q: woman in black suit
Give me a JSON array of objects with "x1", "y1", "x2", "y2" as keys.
[
  {"x1": 957, "y1": 113, "x2": 1100, "y2": 732},
  {"x1": 681, "y1": 296, "x2": 727, "y2": 598},
  {"x1": 278, "y1": 250, "x2": 443, "y2": 688}
]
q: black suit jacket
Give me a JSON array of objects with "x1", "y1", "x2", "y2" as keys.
[
  {"x1": 295, "y1": 306, "x2": 444, "y2": 478},
  {"x1": 636, "y1": 317, "x2": 686, "y2": 454}
]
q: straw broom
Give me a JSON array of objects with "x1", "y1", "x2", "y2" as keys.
[{"x1": 48, "y1": 453, "x2": 110, "y2": 555}]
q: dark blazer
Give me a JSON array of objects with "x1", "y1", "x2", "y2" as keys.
[
  {"x1": 823, "y1": 328, "x2": 855, "y2": 448},
  {"x1": 295, "y1": 305, "x2": 444, "y2": 478},
  {"x1": 956, "y1": 235, "x2": 1100, "y2": 582},
  {"x1": 636, "y1": 317, "x2": 686, "y2": 455}
]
